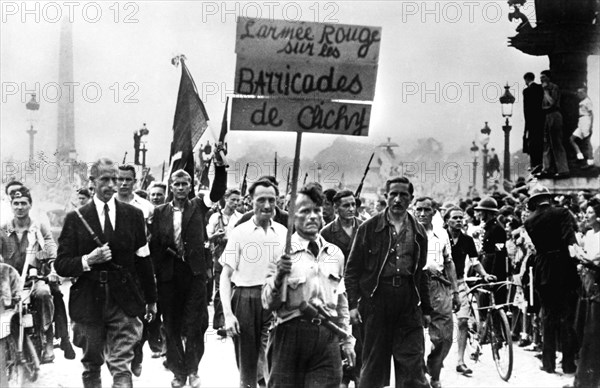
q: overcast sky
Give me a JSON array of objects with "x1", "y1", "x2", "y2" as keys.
[{"x1": 2, "y1": 1, "x2": 599, "y2": 166}]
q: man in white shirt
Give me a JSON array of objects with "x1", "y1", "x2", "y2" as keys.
[
  {"x1": 220, "y1": 180, "x2": 286, "y2": 388},
  {"x1": 207, "y1": 188, "x2": 242, "y2": 332},
  {"x1": 414, "y1": 196, "x2": 459, "y2": 388}
]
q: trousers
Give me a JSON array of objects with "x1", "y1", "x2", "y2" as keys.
[
  {"x1": 426, "y1": 277, "x2": 453, "y2": 381},
  {"x1": 267, "y1": 318, "x2": 342, "y2": 388},
  {"x1": 159, "y1": 258, "x2": 208, "y2": 377},
  {"x1": 73, "y1": 290, "x2": 143, "y2": 388},
  {"x1": 359, "y1": 282, "x2": 429, "y2": 388},
  {"x1": 231, "y1": 286, "x2": 270, "y2": 388}
]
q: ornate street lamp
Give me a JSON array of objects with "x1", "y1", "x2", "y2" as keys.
[
  {"x1": 470, "y1": 141, "x2": 480, "y2": 193},
  {"x1": 480, "y1": 122, "x2": 491, "y2": 190},
  {"x1": 25, "y1": 93, "x2": 40, "y2": 163},
  {"x1": 500, "y1": 83, "x2": 516, "y2": 184}
]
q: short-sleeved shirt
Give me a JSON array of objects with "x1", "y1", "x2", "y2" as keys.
[
  {"x1": 381, "y1": 214, "x2": 415, "y2": 278},
  {"x1": 220, "y1": 218, "x2": 286, "y2": 287},
  {"x1": 423, "y1": 228, "x2": 451, "y2": 273},
  {"x1": 448, "y1": 230, "x2": 478, "y2": 279}
]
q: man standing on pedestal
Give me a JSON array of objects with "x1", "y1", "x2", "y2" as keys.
[
  {"x1": 150, "y1": 150, "x2": 227, "y2": 388},
  {"x1": 538, "y1": 70, "x2": 569, "y2": 178},
  {"x1": 522, "y1": 72, "x2": 545, "y2": 173}
]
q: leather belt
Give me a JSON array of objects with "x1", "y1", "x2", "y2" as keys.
[
  {"x1": 380, "y1": 275, "x2": 411, "y2": 287},
  {"x1": 86, "y1": 270, "x2": 120, "y2": 284}
]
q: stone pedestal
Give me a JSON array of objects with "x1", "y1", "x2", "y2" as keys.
[{"x1": 535, "y1": 174, "x2": 600, "y2": 194}]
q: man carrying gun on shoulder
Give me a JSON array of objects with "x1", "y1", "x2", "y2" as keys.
[{"x1": 262, "y1": 183, "x2": 355, "y2": 388}]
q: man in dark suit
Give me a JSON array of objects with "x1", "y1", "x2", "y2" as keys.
[
  {"x1": 150, "y1": 156, "x2": 226, "y2": 388},
  {"x1": 523, "y1": 72, "x2": 545, "y2": 172},
  {"x1": 524, "y1": 186, "x2": 580, "y2": 374},
  {"x1": 55, "y1": 158, "x2": 157, "y2": 388}
]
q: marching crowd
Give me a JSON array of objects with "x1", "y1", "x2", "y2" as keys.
[{"x1": 1, "y1": 150, "x2": 599, "y2": 388}]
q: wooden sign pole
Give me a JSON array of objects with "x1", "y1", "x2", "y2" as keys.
[{"x1": 281, "y1": 131, "x2": 302, "y2": 302}]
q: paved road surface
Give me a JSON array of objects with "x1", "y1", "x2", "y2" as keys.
[
  {"x1": 23, "y1": 286, "x2": 575, "y2": 388},
  {"x1": 26, "y1": 314, "x2": 575, "y2": 388}
]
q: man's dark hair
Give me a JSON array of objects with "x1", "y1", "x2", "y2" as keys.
[
  {"x1": 77, "y1": 188, "x2": 91, "y2": 198},
  {"x1": 257, "y1": 175, "x2": 279, "y2": 187},
  {"x1": 224, "y1": 188, "x2": 241, "y2": 198},
  {"x1": 298, "y1": 183, "x2": 323, "y2": 207},
  {"x1": 385, "y1": 176, "x2": 414, "y2": 195},
  {"x1": 523, "y1": 72, "x2": 535, "y2": 81},
  {"x1": 89, "y1": 158, "x2": 116, "y2": 179},
  {"x1": 249, "y1": 179, "x2": 279, "y2": 197},
  {"x1": 443, "y1": 206, "x2": 463, "y2": 222},
  {"x1": 135, "y1": 189, "x2": 148, "y2": 199},
  {"x1": 541, "y1": 70, "x2": 552, "y2": 79},
  {"x1": 149, "y1": 182, "x2": 167, "y2": 192},
  {"x1": 414, "y1": 196, "x2": 434, "y2": 205},
  {"x1": 5, "y1": 180, "x2": 23, "y2": 194},
  {"x1": 118, "y1": 164, "x2": 137, "y2": 179},
  {"x1": 332, "y1": 190, "x2": 354, "y2": 206},
  {"x1": 323, "y1": 188, "x2": 337, "y2": 203}
]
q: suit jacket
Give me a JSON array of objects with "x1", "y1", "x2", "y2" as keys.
[
  {"x1": 150, "y1": 166, "x2": 227, "y2": 283},
  {"x1": 321, "y1": 216, "x2": 363, "y2": 263},
  {"x1": 55, "y1": 200, "x2": 157, "y2": 323},
  {"x1": 524, "y1": 205, "x2": 579, "y2": 288},
  {"x1": 523, "y1": 82, "x2": 545, "y2": 150}
]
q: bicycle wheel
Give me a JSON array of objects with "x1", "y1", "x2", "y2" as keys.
[
  {"x1": 23, "y1": 335, "x2": 40, "y2": 382},
  {"x1": 465, "y1": 296, "x2": 482, "y2": 362},
  {"x1": 1, "y1": 335, "x2": 25, "y2": 388},
  {"x1": 489, "y1": 309, "x2": 513, "y2": 381}
]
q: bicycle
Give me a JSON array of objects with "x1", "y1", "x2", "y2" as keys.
[
  {"x1": 1, "y1": 267, "x2": 50, "y2": 387},
  {"x1": 464, "y1": 277, "x2": 516, "y2": 381}
]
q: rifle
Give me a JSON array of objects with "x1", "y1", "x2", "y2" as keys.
[
  {"x1": 240, "y1": 163, "x2": 249, "y2": 196},
  {"x1": 303, "y1": 172, "x2": 308, "y2": 185},
  {"x1": 354, "y1": 152, "x2": 374, "y2": 198},
  {"x1": 285, "y1": 167, "x2": 291, "y2": 196},
  {"x1": 122, "y1": 151, "x2": 128, "y2": 164},
  {"x1": 274, "y1": 152, "x2": 278, "y2": 181}
]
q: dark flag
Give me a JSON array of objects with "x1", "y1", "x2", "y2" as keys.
[
  {"x1": 170, "y1": 56, "x2": 209, "y2": 196},
  {"x1": 199, "y1": 158, "x2": 212, "y2": 190},
  {"x1": 219, "y1": 97, "x2": 229, "y2": 144}
]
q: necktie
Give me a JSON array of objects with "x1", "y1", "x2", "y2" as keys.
[
  {"x1": 308, "y1": 240, "x2": 319, "y2": 258},
  {"x1": 104, "y1": 203, "x2": 114, "y2": 243}
]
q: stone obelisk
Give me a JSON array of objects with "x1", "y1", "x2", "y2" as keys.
[{"x1": 57, "y1": 18, "x2": 76, "y2": 161}]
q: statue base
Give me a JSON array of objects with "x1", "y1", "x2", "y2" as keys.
[{"x1": 535, "y1": 169, "x2": 599, "y2": 193}]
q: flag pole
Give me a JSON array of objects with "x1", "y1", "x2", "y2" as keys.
[{"x1": 281, "y1": 131, "x2": 303, "y2": 302}]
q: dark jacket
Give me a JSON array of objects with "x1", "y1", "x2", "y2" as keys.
[
  {"x1": 55, "y1": 200, "x2": 157, "y2": 323},
  {"x1": 524, "y1": 205, "x2": 579, "y2": 289},
  {"x1": 480, "y1": 218, "x2": 509, "y2": 280},
  {"x1": 321, "y1": 216, "x2": 362, "y2": 263},
  {"x1": 150, "y1": 166, "x2": 227, "y2": 283},
  {"x1": 523, "y1": 82, "x2": 544, "y2": 152},
  {"x1": 345, "y1": 210, "x2": 432, "y2": 315}
]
